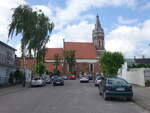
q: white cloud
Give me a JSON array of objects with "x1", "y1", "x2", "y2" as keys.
[
  {"x1": 0, "y1": 0, "x2": 26, "y2": 43},
  {"x1": 105, "y1": 19, "x2": 150, "y2": 58},
  {"x1": 63, "y1": 21, "x2": 94, "y2": 42},
  {"x1": 46, "y1": 21, "x2": 94, "y2": 48},
  {"x1": 117, "y1": 16, "x2": 137, "y2": 25},
  {"x1": 53, "y1": 0, "x2": 137, "y2": 30},
  {"x1": 140, "y1": 2, "x2": 150, "y2": 10},
  {"x1": 46, "y1": 33, "x2": 65, "y2": 48},
  {"x1": 32, "y1": 5, "x2": 52, "y2": 18},
  {"x1": 15, "y1": 43, "x2": 21, "y2": 57}
]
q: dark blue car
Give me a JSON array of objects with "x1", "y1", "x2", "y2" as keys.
[{"x1": 98, "y1": 77, "x2": 133, "y2": 101}]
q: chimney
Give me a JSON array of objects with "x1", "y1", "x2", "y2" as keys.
[
  {"x1": 63, "y1": 38, "x2": 65, "y2": 48},
  {"x1": 142, "y1": 55, "x2": 145, "y2": 59}
]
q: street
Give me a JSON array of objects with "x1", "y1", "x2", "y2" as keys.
[{"x1": 0, "y1": 80, "x2": 149, "y2": 113}]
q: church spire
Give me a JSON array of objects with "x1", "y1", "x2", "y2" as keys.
[
  {"x1": 95, "y1": 14, "x2": 101, "y2": 30},
  {"x1": 92, "y1": 13, "x2": 105, "y2": 53}
]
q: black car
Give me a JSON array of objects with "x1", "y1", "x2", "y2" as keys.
[
  {"x1": 53, "y1": 77, "x2": 64, "y2": 86},
  {"x1": 98, "y1": 77, "x2": 133, "y2": 101}
]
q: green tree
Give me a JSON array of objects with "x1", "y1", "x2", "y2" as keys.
[
  {"x1": 8, "y1": 5, "x2": 54, "y2": 75},
  {"x1": 35, "y1": 62, "x2": 46, "y2": 75},
  {"x1": 64, "y1": 50, "x2": 76, "y2": 73},
  {"x1": 53, "y1": 54, "x2": 61, "y2": 70},
  {"x1": 100, "y1": 51, "x2": 124, "y2": 77},
  {"x1": 8, "y1": 5, "x2": 54, "y2": 58}
]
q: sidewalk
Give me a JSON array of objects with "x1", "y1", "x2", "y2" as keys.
[
  {"x1": 0, "y1": 84, "x2": 26, "y2": 96},
  {"x1": 133, "y1": 85, "x2": 150, "y2": 112}
]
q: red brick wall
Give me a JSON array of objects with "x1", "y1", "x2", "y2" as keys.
[
  {"x1": 44, "y1": 62, "x2": 63, "y2": 74},
  {"x1": 75, "y1": 63, "x2": 100, "y2": 77}
]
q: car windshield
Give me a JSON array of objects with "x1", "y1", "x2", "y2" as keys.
[
  {"x1": 81, "y1": 75, "x2": 88, "y2": 78},
  {"x1": 96, "y1": 76, "x2": 102, "y2": 80},
  {"x1": 108, "y1": 78, "x2": 128, "y2": 85},
  {"x1": 34, "y1": 77, "x2": 41, "y2": 80}
]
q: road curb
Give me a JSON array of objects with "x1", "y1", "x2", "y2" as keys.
[
  {"x1": 133, "y1": 95, "x2": 150, "y2": 112},
  {"x1": 0, "y1": 87, "x2": 27, "y2": 97}
]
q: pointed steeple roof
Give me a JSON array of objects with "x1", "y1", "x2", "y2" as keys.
[{"x1": 95, "y1": 14, "x2": 102, "y2": 31}]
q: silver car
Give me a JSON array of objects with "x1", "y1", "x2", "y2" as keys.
[
  {"x1": 95, "y1": 76, "x2": 102, "y2": 86},
  {"x1": 43, "y1": 75, "x2": 51, "y2": 84},
  {"x1": 80, "y1": 75, "x2": 89, "y2": 83},
  {"x1": 31, "y1": 76, "x2": 46, "y2": 87}
]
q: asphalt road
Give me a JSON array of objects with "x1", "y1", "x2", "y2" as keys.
[{"x1": 0, "y1": 80, "x2": 149, "y2": 113}]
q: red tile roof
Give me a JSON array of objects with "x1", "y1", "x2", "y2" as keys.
[
  {"x1": 64, "y1": 42, "x2": 97, "y2": 59},
  {"x1": 45, "y1": 48, "x2": 64, "y2": 60}
]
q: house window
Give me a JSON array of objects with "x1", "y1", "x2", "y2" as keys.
[{"x1": 89, "y1": 64, "x2": 94, "y2": 72}]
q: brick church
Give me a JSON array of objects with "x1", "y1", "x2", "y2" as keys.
[{"x1": 17, "y1": 14, "x2": 105, "y2": 76}]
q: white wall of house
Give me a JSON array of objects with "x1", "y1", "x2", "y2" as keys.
[
  {"x1": 118, "y1": 62, "x2": 150, "y2": 86},
  {"x1": 126, "y1": 68, "x2": 145, "y2": 86},
  {"x1": 0, "y1": 42, "x2": 16, "y2": 85}
]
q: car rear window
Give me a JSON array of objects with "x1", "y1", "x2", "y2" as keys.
[
  {"x1": 96, "y1": 76, "x2": 102, "y2": 80},
  {"x1": 34, "y1": 78, "x2": 40, "y2": 80},
  {"x1": 108, "y1": 78, "x2": 128, "y2": 85}
]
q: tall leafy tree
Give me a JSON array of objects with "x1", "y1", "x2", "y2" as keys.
[
  {"x1": 64, "y1": 50, "x2": 76, "y2": 73},
  {"x1": 100, "y1": 51, "x2": 124, "y2": 77},
  {"x1": 53, "y1": 54, "x2": 61, "y2": 70},
  {"x1": 8, "y1": 5, "x2": 54, "y2": 75},
  {"x1": 8, "y1": 5, "x2": 54, "y2": 58}
]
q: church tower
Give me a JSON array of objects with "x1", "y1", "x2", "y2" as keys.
[{"x1": 92, "y1": 14, "x2": 105, "y2": 56}]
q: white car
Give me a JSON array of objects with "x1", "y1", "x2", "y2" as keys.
[
  {"x1": 31, "y1": 76, "x2": 46, "y2": 87},
  {"x1": 95, "y1": 76, "x2": 102, "y2": 86},
  {"x1": 80, "y1": 76, "x2": 89, "y2": 83}
]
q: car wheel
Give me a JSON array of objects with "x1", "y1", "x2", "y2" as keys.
[
  {"x1": 103, "y1": 92, "x2": 108, "y2": 100},
  {"x1": 99, "y1": 90, "x2": 102, "y2": 95},
  {"x1": 127, "y1": 97, "x2": 132, "y2": 101}
]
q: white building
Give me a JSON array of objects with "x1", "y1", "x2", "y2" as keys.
[
  {"x1": 0, "y1": 41, "x2": 16, "y2": 85},
  {"x1": 118, "y1": 59, "x2": 150, "y2": 86}
]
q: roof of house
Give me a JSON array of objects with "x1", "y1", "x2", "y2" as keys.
[
  {"x1": 135, "y1": 58, "x2": 150, "y2": 64},
  {"x1": 0, "y1": 41, "x2": 16, "y2": 51},
  {"x1": 64, "y1": 42, "x2": 97, "y2": 59},
  {"x1": 45, "y1": 48, "x2": 64, "y2": 60}
]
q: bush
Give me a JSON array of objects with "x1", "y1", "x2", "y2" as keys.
[
  {"x1": 53, "y1": 69, "x2": 60, "y2": 76},
  {"x1": 128, "y1": 63, "x2": 150, "y2": 68},
  {"x1": 145, "y1": 80, "x2": 150, "y2": 87},
  {"x1": 12, "y1": 70, "x2": 24, "y2": 84}
]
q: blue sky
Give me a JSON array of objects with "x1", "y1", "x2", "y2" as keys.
[{"x1": 0, "y1": 0, "x2": 150, "y2": 58}]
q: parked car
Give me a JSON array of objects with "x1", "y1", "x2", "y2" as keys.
[
  {"x1": 98, "y1": 77, "x2": 133, "y2": 101},
  {"x1": 43, "y1": 75, "x2": 51, "y2": 84},
  {"x1": 87, "y1": 74, "x2": 93, "y2": 80},
  {"x1": 51, "y1": 75, "x2": 59, "y2": 82},
  {"x1": 62, "y1": 76, "x2": 68, "y2": 80},
  {"x1": 69, "y1": 75, "x2": 76, "y2": 80},
  {"x1": 80, "y1": 75, "x2": 89, "y2": 83},
  {"x1": 53, "y1": 77, "x2": 64, "y2": 86},
  {"x1": 95, "y1": 75, "x2": 103, "y2": 86},
  {"x1": 31, "y1": 76, "x2": 46, "y2": 87}
]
